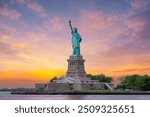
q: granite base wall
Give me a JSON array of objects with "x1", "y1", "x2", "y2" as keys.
[{"x1": 47, "y1": 82, "x2": 111, "y2": 93}]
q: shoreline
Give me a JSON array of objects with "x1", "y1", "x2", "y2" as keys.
[{"x1": 11, "y1": 91, "x2": 150, "y2": 95}]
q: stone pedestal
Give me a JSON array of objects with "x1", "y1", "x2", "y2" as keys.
[
  {"x1": 66, "y1": 56, "x2": 86, "y2": 77},
  {"x1": 47, "y1": 55, "x2": 114, "y2": 92}
]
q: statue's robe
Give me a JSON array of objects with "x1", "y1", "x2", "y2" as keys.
[{"x1": 71, "y1": 31, "x2": 82, "y2": 56}]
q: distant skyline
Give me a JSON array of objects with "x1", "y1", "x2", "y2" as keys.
[{"x1": 0, "y1": 0, "x2": 150, "y2": 88}]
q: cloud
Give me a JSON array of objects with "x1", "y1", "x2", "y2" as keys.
[
  {"x1": 78, "y1": 11, "x2": 117, "y2": 34},
  {"x1": 106, "y1": 8, "x2": 150, "y2": 58},
  {"x1": 14, "y1": 0, "x2": 47, "y2": 18},
  {"x1": 126, "y1": 8, "x2": 150, "y2": 38},
  {"x1": 0, "y1": 6, "x2": 22, "y2": 20},
  {"x1": 0, "y1": 33, "x2": 32, "y2": 61},
  {"x1": 113, "y1": 67, "x2": 150, "y2": 73},
  {"x1": 0, "y1": 23, "x2": 29, "y2": 59},
  {"x1": 0, "y1": 0, "x2": 150, "y2": 81},
  {"x1": 27, "y1": 30, "x2": 48, "y2": 42},
  {"x1": 77, "y1": 10, "x2": 128, "y2": 45},
  {"x1": 43, "y1": 16, "x2": 65, "y2": 32},
  {"x1": 27, "y1": 1, "x2": 47, "y2": 18},
  {"x1": 98, "y1": 6, "x2": 150, "y2": 56},
  {"x1": 131, "y1": 0, "x2": 150, "y2": 9},
  {"x1": 0, "y1": 40, "x2": 17, "y2": 56},
  {"x1": 11, "y1": 43, "x2": 31, "y2": 51},
  {"x1": 66, "y1": 9, "x2": 150, "y2": 76},
  {"x1": 16, "y1": 0, "x2": 26, "y2": 5},
  {"x1": 0, "y1": 23, "x2": 16, "y2": 35},
  {"x1": 74, "y1": 10, "x2": 127, "y2": 58}
]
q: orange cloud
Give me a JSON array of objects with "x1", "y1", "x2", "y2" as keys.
[
  {"x1": 113, "y1": 67, "x2": 150, "y2": 73},
  {"x1": 11, "y1": 43, "x2": 31, "y2": 51},
  {"x1": 109, "y1": 63, "x2": 150, "y2": 76}
]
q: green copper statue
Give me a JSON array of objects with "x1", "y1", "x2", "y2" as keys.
[{"x1": 69, "y1": 20, "x2": 82, "y2": 56}]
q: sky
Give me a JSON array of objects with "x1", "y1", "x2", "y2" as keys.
[{"x1": 0, "y1": 0, "x2": 150, "y2": 88}]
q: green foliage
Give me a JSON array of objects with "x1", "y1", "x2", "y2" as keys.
[
  {"x1": 117, "y1": 74, "x2": 150, "y2": 91},
  {"x1": 50, "y1": 76, "x2": 58, "y2": 82},
  {"x1": 86, "y1": 74, "x2": 112, "y2": 83},
  {"x1": 37, "y1": 87, "x2": 45, "y2": 92},
  {"x1": 64, "y1": 90, "x2": 145, "y2": 94}
]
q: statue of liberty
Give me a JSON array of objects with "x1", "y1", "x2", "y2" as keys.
[{"x1": 69, "y1": 20, "x2": 82, "y2": 56}]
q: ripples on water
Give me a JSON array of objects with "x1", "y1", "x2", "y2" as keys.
[{"x1": 0, "y1": 92, "x2": 150, "y2": 100}]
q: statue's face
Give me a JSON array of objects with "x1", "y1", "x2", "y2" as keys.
[{"x1": 73, "y1": 28, "x2": 77, "y2": 32}]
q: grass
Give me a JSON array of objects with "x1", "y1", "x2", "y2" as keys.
[{"x1": 63, "y1": 90, "x2": 149, "y2": 94}]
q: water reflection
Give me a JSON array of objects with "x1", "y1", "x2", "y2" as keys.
[
  {"x1": 0, "y1": 92, "x2": 150, "y2": 100},
  {"x1": 67, "y1": 95, "x2": 88, "y2": 100}
]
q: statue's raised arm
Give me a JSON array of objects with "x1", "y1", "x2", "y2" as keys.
[
  {"x1": 68, "y1": 20, "x2": 82, "y2": 56},
  {"x1": 69, "y1": 20, "x2": 73, "y2": 32}
]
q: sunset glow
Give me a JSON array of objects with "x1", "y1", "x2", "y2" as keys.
[{"x1": 0, "y1": 0, "x2": 150, "y2": 88}]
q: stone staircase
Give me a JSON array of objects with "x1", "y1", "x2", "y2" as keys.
[{"x1": 104, "y1": 83, "x2": 114, "y2": 90}]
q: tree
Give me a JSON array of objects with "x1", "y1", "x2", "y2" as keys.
[
  {"x1": 50, "y1": 76, "x2": 58, "y2": 82},
  {"x1": 86, "y1": 74, "x2": 113, "y2": 83},
  {"x1": 117, "y1": 74, "x2": 150, "y2": 91}
]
